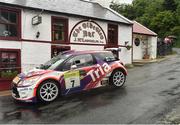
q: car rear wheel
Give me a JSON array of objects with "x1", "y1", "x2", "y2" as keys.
[
  {"x1": 37, "y1": 80, "x2": 59, "y2": 102},
  {"x1": 110, "y1": 69, "x2": 126, "y2": 87}
]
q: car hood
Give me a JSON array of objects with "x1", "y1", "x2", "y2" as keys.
[{"x1": 18, "y1": 68, "x2": 52, "y2": 79}]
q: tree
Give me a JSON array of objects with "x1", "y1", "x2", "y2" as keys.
[
  {"x1": 150, "y1": 11, "x2": 176, "y2": 37},
  {"x1": 110, "y1": 3, "x2": 135, "y2": 20},
  {"x1": 162, "y1": 0, "x2": 177, "y2": 11},
  {"x1": 132, "y1": 0, "x2": 149, "y2": 17},
  {"x1": 110, "y1": 0, "x2": 180, "y2": 47}
]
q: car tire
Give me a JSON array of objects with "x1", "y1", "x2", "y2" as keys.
[
  {"x1": 37, "y1": 80, "x2": 60, "y2": 103},
  {"x1": 109, "y1": 69, "x2": 126, "y2": 87}
]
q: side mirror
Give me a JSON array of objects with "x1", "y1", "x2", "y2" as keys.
[
  {"x1": 105, "y1": 57, "x2": 111, "y2": 62},
  {"x1": 75, "y1": 60, "x2": 80, "y2": 64},
  {"x1": 71, "y1": 65, "x2": 77, "y2": 70}
]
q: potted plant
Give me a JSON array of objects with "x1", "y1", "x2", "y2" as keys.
[
  {"x1": 1, "y1": 70, "x2": 18, "y2": 79},
  {"x1": 125, "y1": 45, "x2": 132, "y2": 50}
]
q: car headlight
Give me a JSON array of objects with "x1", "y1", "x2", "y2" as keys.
[{"x1": 18, "y1": 76, "x2": 40, "y2": 87}]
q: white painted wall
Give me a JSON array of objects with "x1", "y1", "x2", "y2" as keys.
[
  {"x1": 149, "y1": 36, "x2": 157, "y2": 59},
  {"x1": 0, "y1": 40, "x2": 22, "y2": 49},
  {"x1": 118, "y1": 25, "x2": 132, "y2": 64},
  {"x1": 0, "y1": 40, "x2": 51, "y2": 72},
  {"x1": 21, "y1": 42, "x2": 51, "y2": 72},
  {"x1": 133, "y1": 34, "x2": 157, "y2": 60},
  {"x1": 1, "y1": 7, "x2": 133, "y2": 73},
  {"x1": 71, "y1": 44, "x2": 104, "y2": 51},
  {"x1": 22, "y1": 9, "x2": 51, "y2": 41}
]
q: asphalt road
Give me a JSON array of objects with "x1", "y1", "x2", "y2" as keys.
[{"x1": 0, "y1": 50, "x2": 180, "y2": 124}]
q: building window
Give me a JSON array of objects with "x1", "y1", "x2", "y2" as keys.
[
  {"x1": 52, "y1": 17, "x2": 68, "y2": 43},
  {"x1": 51, "y1": 46, "x2": 70, "y2": 58},
  {"x1": 134, "y1": 38, "x2": 140, "y2": 46},
  {"x1": 0, "y1": 8, "x2": 21, "y2": 40},
  {"x1": 0, "y1": 49, "x2": 21, "y2": 79},
  {"x1": 108, "y1": 24, "x2": 118, "y2": 46}
]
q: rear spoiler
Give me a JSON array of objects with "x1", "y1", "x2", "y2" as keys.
[{"x1": 105, "y1": 48, "x2": 121, "y2": 52}]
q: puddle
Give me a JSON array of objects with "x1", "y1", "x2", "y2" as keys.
[
  {"x1": 168, "y1": 78, "x2": 176, "y2": 81},
  {"x1": 159, "y1": 83, "x2": 180, "y2": 96}
]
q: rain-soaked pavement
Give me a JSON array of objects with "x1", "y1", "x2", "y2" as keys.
[{"x1": 1, "y1": 49, "x2": 180, "y2": 124}]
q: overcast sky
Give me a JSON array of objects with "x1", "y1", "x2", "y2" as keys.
[{"x1": 113, "y1": 0, "x2": 133, "y2": 4}]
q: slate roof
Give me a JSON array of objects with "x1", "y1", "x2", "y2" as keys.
[
  {"x1": 133, "y1": 21, "x2": 157, "y2": 36},
  {"x1": 0, "y1": 0, "x2": 132, "y2": 25}
]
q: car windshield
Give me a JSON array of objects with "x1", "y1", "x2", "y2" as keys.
[{"x1": 37, "y1": 54, "x2": 71, "y2": 70}]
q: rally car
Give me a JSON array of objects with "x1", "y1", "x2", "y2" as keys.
[{"x1": 12, "y1": 50, "x2": 127, "y2": 102}]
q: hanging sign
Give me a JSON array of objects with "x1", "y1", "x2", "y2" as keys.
[{"x1": 70, "y1": 20, "x2": 106, "y2": 44}]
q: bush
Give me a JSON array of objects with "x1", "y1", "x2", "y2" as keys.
[{"x1": 1, "y1": 70, "x2": 18, "y2": 79}]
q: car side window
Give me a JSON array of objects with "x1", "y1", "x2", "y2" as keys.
[
  {"x1": 63, "y1": 54, "x2": 94, "y2": 71},
  {"x1": 94, "y1": 52, "x2": 117, "y2": 62}
]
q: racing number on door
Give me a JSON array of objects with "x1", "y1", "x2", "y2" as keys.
[
  {"x1": 70, "y1": 79, "x2": 75, "y2": 88},
  {"x1": 64, "y1": 71, "x2": 80, "y2": 89}
]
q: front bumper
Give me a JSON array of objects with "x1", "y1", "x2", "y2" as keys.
[{"x1": 12, "y1": 84, "x2": 37, "y2": 102}]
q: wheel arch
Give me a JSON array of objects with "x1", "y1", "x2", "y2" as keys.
[
  {"x1": 34, "y1": 78, "x2": 61, "y2": 97},
  {"x1": 109, "y1": 67, "x2": 127, "y2": 87},
  {"x1": 113, "y1": 67, "x2": 127, "y2": 76}
]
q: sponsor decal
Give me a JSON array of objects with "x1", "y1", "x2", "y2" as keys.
[
  {"x1": 87, "y1": 63, "x2": 111, "y2": 82},
  {"x1": 13, "y1": 76, "x2": 21, "y2": 84},
  {"x1": 64, "y1": 70, "x2": 80, "y2": 89}
]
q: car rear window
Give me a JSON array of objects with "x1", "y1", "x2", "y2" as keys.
[{"x1": 94, "y1": 52, "x2": 117, "y2": 62}]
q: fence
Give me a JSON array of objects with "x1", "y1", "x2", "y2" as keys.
[{"x1": 157, "y1": 39, "x2": 173, "y2": 56}]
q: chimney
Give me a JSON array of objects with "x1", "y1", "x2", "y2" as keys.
[{"x1": 90, "y1": 0, "x2": 112, "y2": 8}]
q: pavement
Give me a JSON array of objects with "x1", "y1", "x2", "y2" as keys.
[
  {"x1": 133, "y1": 54, "x2": 177, "y2": 66},
  {"x1": 160, "y1": 105, "x2": 180, "y2": 124},
  {"x1": 0, "y1": 90, "x2": 11, "y2": 97}
]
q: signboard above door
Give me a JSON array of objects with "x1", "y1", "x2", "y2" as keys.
[{"x1": 70, "y1": 20, "x2": 107, "y2": 45}]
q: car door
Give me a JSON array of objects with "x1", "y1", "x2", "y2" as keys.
[{"x1": 61, "y1": 54, "x2": 97, "y2": 95}]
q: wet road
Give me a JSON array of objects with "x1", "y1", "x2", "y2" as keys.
[{"x1": 1, "y1": 50, "x2": 180, "y2": 124}]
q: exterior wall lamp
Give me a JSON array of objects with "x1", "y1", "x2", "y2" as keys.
[
  {"x1": 124, "y1": 41, "x2": 132, "y2": 50},
  {"x1": 36, "y1": 31, "x2": 40, "y2": 38}
]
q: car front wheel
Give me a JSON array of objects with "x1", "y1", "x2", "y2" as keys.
[
  {"x1": 110, "y1": 69, "x2": 126, "y2": 87},
  {"x1": 37, "y1": 80, "x2": 59, "y2": 102}
]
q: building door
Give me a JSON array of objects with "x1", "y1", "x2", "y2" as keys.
[
  {"x1": 105, "y1": 24, "x2": 119, "y2": 58},
  {"x1": 0, "y1": 49, "x2": 21, "y2": 91},
  {"x1": 51, "y1": 46, "x2": 70, "y2": 58},
  {"x1": 142, "y1": 38, "x2": 150, "y2": 59}
]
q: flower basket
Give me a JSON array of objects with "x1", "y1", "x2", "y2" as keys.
[
  {"x1": 1, "y1": 71, "x2": 18, "y2": 79},
  {"x1": 125, "y1": 45, "x2": 132, "y2": 50}
]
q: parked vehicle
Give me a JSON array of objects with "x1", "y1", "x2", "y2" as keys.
[{"x1": 12, "y1": 50, "x2": 127, "y2": 103}]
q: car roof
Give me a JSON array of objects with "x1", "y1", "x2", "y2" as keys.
[{"x1": 61, "y1": 50, "x2": 111, "y2": 56}]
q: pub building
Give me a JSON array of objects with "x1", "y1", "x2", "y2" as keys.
[{"x1": 0, "y1": 0, "x2": 133, "y2": 90}]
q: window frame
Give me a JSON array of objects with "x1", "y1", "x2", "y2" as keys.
[
  {"x1": 51, "y1": 16, "x2": 69, "y2": 44},
  {"x1": 107, "y1": 24, "x2": 118, "y2": 46},
  {"x1": 61, "y1": 54, "x2": 96, "y2": 71},
  {"x1": 0, "y1": 7, "x2": 21, "y2": 41},
  {"x1": 51, "y1": 45, "x2": 70, "y2": 58},
  {"x1": 0, "y1": 49, "x2": 21, "y2": 80},
  {"x1": 93, "y1": 52, "x2": 118, "y2": 62}
]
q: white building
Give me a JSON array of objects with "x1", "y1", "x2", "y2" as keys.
[
  {"x1": 0, "y1": 0, "x2": 133, "y2": 90},
  {"x1": 133, "y1": 21, "x2": 157, "y2": 60}
]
